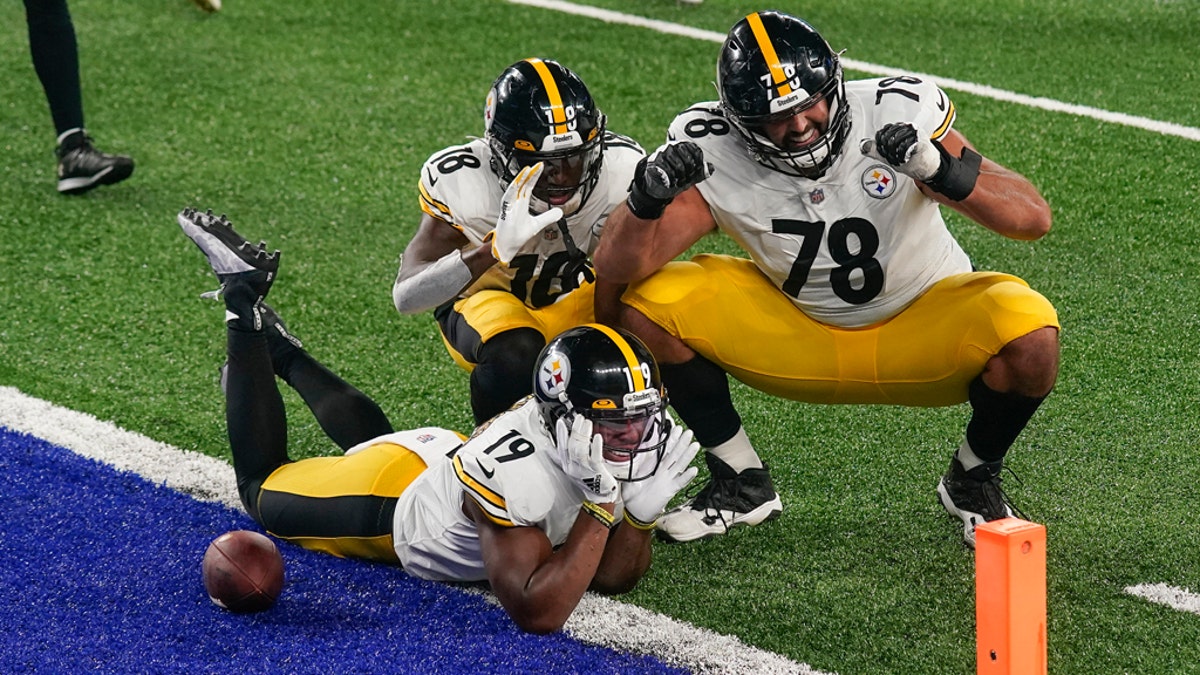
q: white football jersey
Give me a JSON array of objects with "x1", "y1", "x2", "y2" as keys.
[
  {"x1": 417, "y1": 133, "x2": 644, "y2": 309},
  {"x1": 389, "y1": 398, "x2": 594, "y2": 582},
  {"x1": 669, "y1": 76, "x2": 972, "y2": 328}
]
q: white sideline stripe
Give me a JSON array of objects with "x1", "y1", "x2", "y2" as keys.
[
  {"x1": 0, "y1": 386, "x2": 242, "y2": 510},
  {"x1": 505, "y1": 0, "x2": 1200, "y2": 143},
  {"x1": 0, "y1": 386, "x2": 827, "y2": 675},
  {"x1": 1125, "y1": 583, "x2": 1200, "y2": 615}
]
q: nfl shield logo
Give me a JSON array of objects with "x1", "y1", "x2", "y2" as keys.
[{"x1": 809, "y1": 189, "x2": 825, "y2": 204}]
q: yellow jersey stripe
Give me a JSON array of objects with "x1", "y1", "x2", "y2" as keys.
[
  {"x1": 584, "y1": 323, "x2": 646, "y2": 391},
  {"x1": 418, "y1": 180, "x2": 450, "y2": 214},
  {"x1": 418, "y1": 195, "x2": 453, "y2": 222},
  {"x1": 931, "y1": 100, "x2": 957, "y2": 141},
  {"x1": 452, "y1": 455, "x2": 513, "y2": 526},
  {"x1": 746, "y1": 12, "x2": 792, "y2": 97},
  {"x1": 526, "y1": 58, "x2": 569, "y2": 135}
]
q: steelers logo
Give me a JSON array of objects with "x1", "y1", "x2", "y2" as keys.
[
  {"x1": 861, "y1": 164, "x2": 896, "y2": 199},
  {"x1": 537, "y1": 350, "x2": 571, "y2": 400}
]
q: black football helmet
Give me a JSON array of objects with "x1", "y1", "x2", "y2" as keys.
[
  {"x1": 485, "y1": 58, "x2": 607, "y2": 216},
  {"x1": 717, "y1": 11, "x2": 851, "y2": 179},
  {"x1": 534, "y1": 324, "x2": 669, "y2": 482}
]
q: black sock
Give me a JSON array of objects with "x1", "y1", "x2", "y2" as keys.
[
  {"x1": 469, "y1": 328, "x2": 544, "y2": 424},
  {"x1": 225, "y1": 327, "x2": 289, "y2": 518},
  {"x1": 659, "y1": 354, "x2": 742, "y2": 448},
  {"x1": 965, "y1": 375, "x2": 1046, "y2": 464},
  {"x1": 273, "y1": 347, "x2": 394, "y2": 451}
]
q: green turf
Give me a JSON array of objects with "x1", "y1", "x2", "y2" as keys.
[{"x1": 2, "y1": 0, "x2": 1199, "y2": 672}]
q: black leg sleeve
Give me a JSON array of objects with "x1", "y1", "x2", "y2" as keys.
[
  {"x1": 659, "y1": 354, "x2": 743, "y2": 448},
  {"x1": 225, "y1": 327, "x2": 290, "y2": 519},
  {"x1": 271, "y1": 343, "x2": 394, "y2": 452},
  {"x1": 469, "y1": 328, "x2": 545, "y2": 425},
  {"x1": 24, "y1": 0, "x2": 84, "y2": 134},
  {"x1": 965, "y1": 375, "x2": 1047, "y2": 463}
]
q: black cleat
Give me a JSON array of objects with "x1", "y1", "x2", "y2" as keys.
[
  {"x1": 656, "y1": 454, "x2": 783, "y2": 543},
  {"x1": 177, "y1": 207, "x2": 279, "y2": 331},
  {"x1": 56, "y1": 130, "x2": 134, "y2": 195},
  {"x1": 937, "y1": 457, "x2": 1015, "y2": 548}
]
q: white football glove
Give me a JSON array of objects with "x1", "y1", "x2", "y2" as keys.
[
  {"x1": 490, "y1": 162, "x2": 564, "y2": 265},
  {"x1": 555, "y1": 415, "x2": 618, "y2": 504},
  {"x1": 620, "y1": 423, "x2": 701, "y2": 527},
  {"x1": 859, "y1": 122, "x2": 943, "y2": 182}
]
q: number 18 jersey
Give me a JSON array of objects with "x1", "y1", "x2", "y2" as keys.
[{"x1": 669, "y1": 77, "x2": 972, "y2": 328}]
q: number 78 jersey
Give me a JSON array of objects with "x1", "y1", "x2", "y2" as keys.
[{"x1": 671, "y1": 76, "x2": 973, "y2": 328}]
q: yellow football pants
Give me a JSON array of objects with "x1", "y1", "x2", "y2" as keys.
[
  {"x1": 441, "y1": 282, "x2": 595, "y2": 372},
  {"x1": 256, "y1": 442, "x2": 428, "y2": 563},
  {"x1": 622, "y1": 254, "x2": 1059, "y2": 407}
]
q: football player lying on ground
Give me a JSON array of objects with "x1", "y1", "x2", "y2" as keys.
[{"x1": 177, "y1": 207, "x2": 699, "y2": 634}]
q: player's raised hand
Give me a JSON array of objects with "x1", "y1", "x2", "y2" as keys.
[
  {"x1": 491, "y1": 162, "x2": 563, "y2": 264},
  {"x1": 619, "y1": 423, "x2": 700, "y2": 529},
  {"x1": 860, "y1": 122, "x2": 981, "y2": 201},
  {"x1": 626, "y1": 141, "x2": 713, "y2": 220},
  {"x1": 860, "y1": 122, "x2": 942, "y2": 181},
  {"x1": 555, "y1": 415, "x2": 618, "y2": 505}
]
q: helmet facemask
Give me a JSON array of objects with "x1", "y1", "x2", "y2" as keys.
[
  {"x1": 724, "y1": 71, "x2": 851, "y2": 179},
  {"x1": 489, "y1": 124, "x2": 606, "y2": 216},
  {"x1": 574, "y1": 388, "x2": 670, "y2": 483}
]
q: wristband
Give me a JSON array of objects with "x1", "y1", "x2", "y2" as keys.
[
  {"x1": 622, "y1": 510, "x2": 657, "y2": 531},
  {"x1": 581, "y1": 501, "x2": 618, "y2": 530},
  {"x1": 926, "y1": 143, "x2": 982, "y2": 202}
]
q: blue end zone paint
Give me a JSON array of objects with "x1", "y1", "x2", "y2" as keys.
[{"x1": 0, "y1": 427, "x2": 688, "y2": 674}]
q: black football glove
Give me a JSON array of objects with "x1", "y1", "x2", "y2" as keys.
[
  {"x1": 860, "y1": 122, "x2": 982, "y2": 201},
  {"x1": 626, "y1": 141, "x2": 713, "y2": 220}
]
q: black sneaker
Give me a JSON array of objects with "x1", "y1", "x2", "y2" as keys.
[
  {"x1": 177, "y1": 207, "x2": 279, "y2": 331},
  {"x1": 656, "y1": 453, "x2": 783, "y2": 543},
  {"x1": 56, "y1": 130, "x2": 134, "y2": 195},
  {"x1": 936, "y1": 457, "x2": 1015, "y2": 548}
]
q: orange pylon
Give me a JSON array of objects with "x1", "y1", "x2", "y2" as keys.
[{"x1": 976, "y1": 517, "x2": 1047, "y2": 675}]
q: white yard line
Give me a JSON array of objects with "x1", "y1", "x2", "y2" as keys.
[
  {"x1": 1125, "y1": 583, "x2": 1200, "y2": 615},
  {"x1": 0, "y1": 385, "x2": 827, "y2": 675},
  {"x1": 505, "y1": 0, "x2": 1200, "y2": 143}
]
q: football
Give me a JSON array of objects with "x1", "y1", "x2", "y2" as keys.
[{"x1": 201, "y1": 530, "x2": 285, "y2": 613}]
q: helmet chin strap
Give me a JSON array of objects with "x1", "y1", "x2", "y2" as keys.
[{"x1": 556, "y1": 215, "x2": 596, "y2": 292}]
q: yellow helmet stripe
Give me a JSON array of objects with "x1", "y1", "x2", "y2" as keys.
[
  {"x1": 525, "y1": 58, "x2": 569, "y2": 135},
  {"x1": 746, "y1": 12, "x2": 793, "y2": 97},
  {"x1": 584, "y1": 323, "x2": 646, "y2": 391}
]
